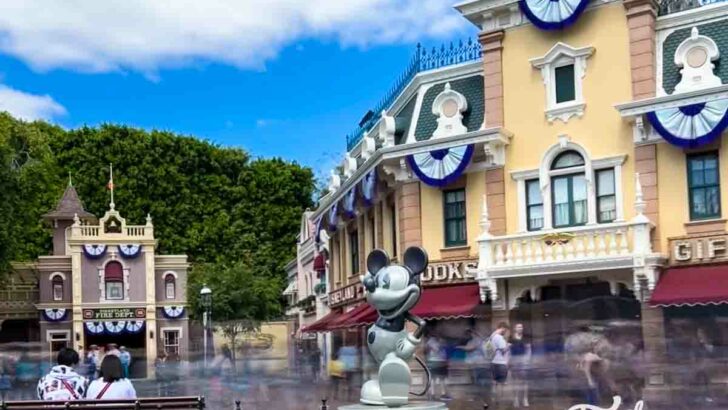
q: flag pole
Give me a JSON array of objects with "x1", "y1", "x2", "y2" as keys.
[{"x1": 109, "y1": 163, "x2": 115, "y2": 210}]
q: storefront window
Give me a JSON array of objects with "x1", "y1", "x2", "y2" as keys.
[
  {"x1": 688, "y1": 152, "x2": 720, "y2": 220},
  {"x1": 444, "y1": 189, "x2": 467, "y2": 246},
  {"x1": 163, "y1": 329, "x2": 180, "y2": 355},
  {"x1": 105, "y1": 261, "x2": 124, "y2": 300}
]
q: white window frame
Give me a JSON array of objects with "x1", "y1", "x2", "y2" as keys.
[
  {"x1": 98, "y1": 258, "x2": 131, "y2": 303},
  {"x1": 530, "y1": 43, "x2": 594, "y2": 123},
  {"x1": 512, "y1": 138, "x2": 625, "y2": 232},
  {"x1": 161, "y1": 327, "x2": 183, "y2": 355},
  {"x1": 49, "y1": 272, "x2": 66, "y2": 302},
  {"x1": 163, "y1": 271, "x2": 178, "y2": 300}
]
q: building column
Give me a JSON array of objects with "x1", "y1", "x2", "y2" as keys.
[
  {"x1": 145, "y1": 249, "x2": 158, "y2": 377},
  {"x1": 623, "y1": 0, "x2": 659, "y2": 100},
  {"x1": 486, "y1": 168, "x2": 507, "y2": 236},
  {"x1": 479, "y1": 30, "x2": 505, "y2": 128},
  {"x1": 71, "y1": 249, "x2": 85, "y2": 351},
  {"x1": 398, "y1": 182, "x2": 422, "y2": 252},
  {"x1": 641, "y1": 304, "x2": 670, "y2": 404}
]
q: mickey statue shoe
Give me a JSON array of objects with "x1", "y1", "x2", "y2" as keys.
[{"x1": 358, "y1": 247, "x2": 428, "y2": 408}]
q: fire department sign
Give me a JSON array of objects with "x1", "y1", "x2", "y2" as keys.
[{"x1": 82, "y1": 307, "x2": 146, "y2": 320}]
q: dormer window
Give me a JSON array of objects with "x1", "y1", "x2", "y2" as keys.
[{"x1": 531, "y1": 43, "x2": 594, "y2": 123}]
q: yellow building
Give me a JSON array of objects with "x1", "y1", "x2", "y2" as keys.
[{"x1": 299, "y1": 0, "x2": 728, "y2": 404}]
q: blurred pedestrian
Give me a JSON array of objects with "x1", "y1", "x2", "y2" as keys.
[
  {"x1": 14, "y1": 351, "x2": 39, "y2": 399},
  {"x1": 119, "y1": 346, "x2": 131, "y2": 379},
  {"x1": 578, "y1": 339, "x2": 605, "y2": 406},
  {"x1": 0, "y1": 359, "x2": 12, "y2": 402},
  {"x1": 327, "y1": 353, "x2": 344, "y2": 399},
  {"x1": 510, "y1": 323, "x2": 532, "y2": 408},
  {"x1": 425, "y1": 333, "x2": 450, "y2": 401},
  {"x1": 309, "y1": 345, "x2": 321, "y2": 383},
  {"x1": 694, "y1": 327, "x2": 715, "y2": 404},
  {"x1": 37, "y1": 347, "x2": 87, "y2": 401},
  {"x1": 155, "y1": 352, "x2": 168, "y2": 396},
  {"x1": 85, "y1": 345, "x2": 98, "y2": 379},
  {"x1": 457, "y1": 328, "x2": 491, "y2": 403},
  {"x1": 106, "y1": 344, "x2": 120, "y2": 357},
  {"x1": 489, "y1": 322, "x2": 510, "y2": 407},
  {"x1": 86, "y1": 355, "x2": 136, "y2": 400}
]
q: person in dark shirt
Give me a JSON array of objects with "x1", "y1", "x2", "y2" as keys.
[{"x1": 509, "y1": 323, "x2": 532, "y2": 408}]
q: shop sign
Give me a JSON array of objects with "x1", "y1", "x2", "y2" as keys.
[
  {"x1": 328, "y1": 282, "x2": 364, "y2": 308},
  {"x1": 82, "y1": 307, "x2": 146, "y2": 320},
  {"x1": 670, "y1": 233, "x2": 728, "y2": 265},
  {"x1": 421, "y1": 259, "x2": 477, "y2": 286}
]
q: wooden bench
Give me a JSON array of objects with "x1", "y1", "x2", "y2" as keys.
[{"x1": 1, "y1": 396, "x2": 205, "y2": 409}]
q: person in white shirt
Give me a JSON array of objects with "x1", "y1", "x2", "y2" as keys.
[
  {"x1": 37, "y1": 348, "x2": 87, "y2": 401},
  {"x1": 490, "y1": 322, "x2": 511, "y2": 407},
  {"x1": 86, "y1": 355, "x2": 137, "y2": 400}
]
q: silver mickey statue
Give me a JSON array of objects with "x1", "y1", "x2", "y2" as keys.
[{"x1": 359, "y1": 247, "x2": 428, "y2": 407}]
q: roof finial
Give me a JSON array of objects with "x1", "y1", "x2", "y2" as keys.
[
  {"x1": 107, "y1": 163, "x2": 115, "y2": 210},
  {"x1": 68, "y1": 171, "x2": 73, "y2": 187}
]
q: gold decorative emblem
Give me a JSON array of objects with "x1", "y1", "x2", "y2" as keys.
[{"x1": 541, "y1": 232, "x2": 575, "y2": 246}]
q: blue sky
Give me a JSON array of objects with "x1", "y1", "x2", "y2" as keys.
[{"x1": 0, "y1": 1, "x2": 474, "y2": 179}]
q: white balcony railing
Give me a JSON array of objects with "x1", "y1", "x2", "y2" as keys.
[
  {"x1": 475, "y1": 174, "x2": 661, "y2": 303},
  {"x1": 69, "y1": 209, "x2": 155, "y2": 241},
  {"x1": 487, "y1": 222, "x2": 635, "y2": 268}
]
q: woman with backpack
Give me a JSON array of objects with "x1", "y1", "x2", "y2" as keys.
[{"x1": 86, "y1": 355, "x2": 137, "y2": 400}]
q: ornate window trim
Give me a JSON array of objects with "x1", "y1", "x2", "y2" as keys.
[
  {"x1": 98, "y1": 258, "x2": 131, "y2": 303},
  {"x1": 530, "y1": 43, "x2": 594, "y2": 123},
  {"x1": 511, "y1": 137, "x2": 626, "y2": 231},
  {"x1": 164, "y1": 272, "x2": 177, "y2": 300}
]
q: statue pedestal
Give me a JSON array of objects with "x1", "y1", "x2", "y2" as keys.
[{"x1": 338, "y1": 402, "x2": 447, "y2": 410}]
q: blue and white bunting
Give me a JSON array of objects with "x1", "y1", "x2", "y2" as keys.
[
  {"x1": 125, "y1": 320, "x2": 144, "y2": 333},
  {"x1": 327, "y1": 203, "x2": 338, "y2": 232},
  {"x1": 361, "y1": 169, "x2": 377, "y2": 207},
  {"x1": 407, "y1": 144, "x2": 475, "y2": 187},
  {"x1": 85, "y1": 321, "x2": 105, "y2": 335},
  {"x1": 519, "y1": 0, "x2": 590, "y2": 30},
  {"x1": 646, "y1": 99, "x2": 728, "y2": 148},
  {"x1": 118, "y1": 244, "x2": 142, "y2": 258},
  {"x1": 163, "y1": 306, "x2": 185, "y2": 319},
  {"x1": 342, "y1": 189, "x2": 357, "y2": 218},
  {"x1": 43, "y1": 308, "x2": 67, "y2": 322},
  {"x1": 105, "y1": 321, "x2": 126, "y2": 334}
]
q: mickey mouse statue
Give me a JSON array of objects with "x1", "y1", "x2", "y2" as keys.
[{"x1": 356, "y1": 246, "x2": 439, "y2": 408}]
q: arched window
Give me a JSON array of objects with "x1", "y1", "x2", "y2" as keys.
[
  {"x1": 550, "y1": 150, "x2": 587, "y2": 228},
  {"x1": 105, "y1": 261, "x2": 124, "y2": 300},
  {"x1": 52, "y1": 275, "x2": 64, "y2": 301},
  {"x1": 165, "y1": 274, "x2": 176, "y2": 300}
]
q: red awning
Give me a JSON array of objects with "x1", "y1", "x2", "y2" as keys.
[
  {"x1": 328, "y1": 303, "x2": 375, "y2": 330},
  {"x1": 330, "y1": 284, "x2": 484, "y2": 329},
  {"x1": 313, "y1": 253, "x2": 326, "y2": 273},
  {"x1": 650, "y1": 265, "x2": 728, "y2": 307},
  {"x1": 301, "y1": 309, "x2": 341, "y2": 333}
]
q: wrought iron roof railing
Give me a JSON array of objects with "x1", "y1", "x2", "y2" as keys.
[
  {"x1": 658, "y1": 0, "x2": 727, "y2": 15},
  {"x1": 346, "y1": 38, "x2": 482, "y2": 151}
]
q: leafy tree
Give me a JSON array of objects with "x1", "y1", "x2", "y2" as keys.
[{"x1": 0, "y1": 114, "x2": 314, "y2": 321}]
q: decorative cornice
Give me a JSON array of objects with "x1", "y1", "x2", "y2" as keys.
[
  {"x1": 656, "y1": 2, "x2": 728, "y2": 30},
  {"x1": 313, "y1": 127, "x2": 512, "y2": 220},
  {"x1": 615, "y1": 84, "x2": 728, "y2": 117}
]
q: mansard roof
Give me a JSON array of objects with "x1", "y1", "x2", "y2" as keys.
[{"x1": 43, "y1": 184, "x2": 96, "y2": 221}]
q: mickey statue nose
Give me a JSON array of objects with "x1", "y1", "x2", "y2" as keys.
[{"x1": 363, "y1": 276, "x2": 376, "y2": 293}]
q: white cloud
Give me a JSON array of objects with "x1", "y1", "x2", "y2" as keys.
[
  {"x1": 0, "y1": 0, "x2": 468, "y2": 75},
  {"x1": 0, "y1": 85, "x2": 66, "y2": 121}
]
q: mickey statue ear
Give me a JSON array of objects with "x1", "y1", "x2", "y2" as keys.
[
  {"x1": 366, "y1": 249, "x2": 390, "y2": 274},
  {"x1": 403, "y1": 246, "x2": 428, "y2": 275}
]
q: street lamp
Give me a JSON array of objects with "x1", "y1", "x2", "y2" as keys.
[{"x1": 200, "y1": 285, "x2": 212, "y2": 371}]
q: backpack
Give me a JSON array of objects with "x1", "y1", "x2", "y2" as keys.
[{"x1": 483, "y1": 337, "x2": 496, "y2": 362}]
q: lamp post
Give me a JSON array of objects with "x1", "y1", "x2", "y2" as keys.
[{"x1": 200, "y1": 285, "x2": 212, "y2": 371}]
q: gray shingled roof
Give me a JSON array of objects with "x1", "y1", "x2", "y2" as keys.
[{"x1": 42, "y1": 185, "x2": 96, "y2": 220}]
